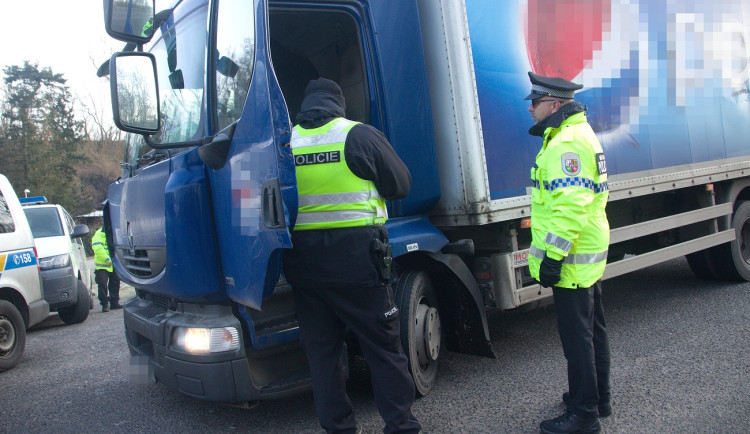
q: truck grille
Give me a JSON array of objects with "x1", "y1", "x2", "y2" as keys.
[
  {"x1": 117, "y1": 247, "x2": 166, "y2": 279},
  {"x1": 121, "y1": 248, "x2": 151, "y2": 277}
]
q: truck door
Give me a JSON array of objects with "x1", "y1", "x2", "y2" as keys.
[{"x1": 207, "y1": 0, "x2": 297, "y2": 310}]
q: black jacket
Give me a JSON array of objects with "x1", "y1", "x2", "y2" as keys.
[{"x1": 283, "y1": 82, "x2": 411, "y2": 289}]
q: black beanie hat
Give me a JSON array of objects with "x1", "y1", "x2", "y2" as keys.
[
  {"x1": 304, "y1": 78, "x2": 344, "y2": 100},
  {"x1": 299, "y1": 78, "x2": 346, "y2": 115}
]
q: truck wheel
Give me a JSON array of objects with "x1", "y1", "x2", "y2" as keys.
[
  {"x1": 686, "y1": 250, "x2": 718, "y2": 280},
  {"x1": 0, "y1": 300, "x2": 26, "y2": 372},
  {"x1": 58, "y1": 280, "x2": 91, "y2": 325},
  {"x1": 395, "y1": 270, "x2": 441, "y2": 397},
  {"x1": 707, "y1": 201, "x2": 750, "y2": 281}
]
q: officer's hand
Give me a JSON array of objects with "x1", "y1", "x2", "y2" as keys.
[{"x1": 539, "y1": 254, "x2": 563, "y2": 288}]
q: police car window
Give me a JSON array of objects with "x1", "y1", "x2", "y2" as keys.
[
  {"x1": 24, "y1": 207, "x2": 64, "y2": 238},
  {"x1": 0, "y1": 193, "x2": 14, "y2": 234},
  {"x1": 214, "y1": 0, "x2": 255, "y2": 132},
  {"x1": 149, "y1": 6, "x2": 208, "y2": 145},
  {"x1": 63, "y1": 209, "x2": 74, "y2": 232}
]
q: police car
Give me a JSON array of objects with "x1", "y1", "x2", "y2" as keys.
[
  {"x1": 0, "y1": 174, "x2": 47, "y2": 371},
  {"x1": 21, "y1": 196, "x2": 93, "y2": 325}
]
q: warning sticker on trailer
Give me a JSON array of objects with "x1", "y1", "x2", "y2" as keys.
[{"x1": 512, "y1": 249, "x2": 529, "y2": 267}]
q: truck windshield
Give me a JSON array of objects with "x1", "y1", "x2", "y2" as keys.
[
  {"x1": 130, "y1": 0, "x2": 256, "y2": 151},
  {"x1": 149, "y1": 4, "x2": 208, "y2": 145}
]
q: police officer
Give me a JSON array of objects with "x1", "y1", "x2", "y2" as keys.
[
  {"x1": 283, "y1": 78, "x2": 420, "y2": 434},
  {"x1": 92, "y1": 227, "x2": 121, "y2": 312},
  {"x1": 525, "y1": 72, "x2": 611, "y2": 434}
]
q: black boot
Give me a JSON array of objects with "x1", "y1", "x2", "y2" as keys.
[
  {"x1": 102, "y1": 303, "x2": 110, "y2": 312},
  {"x1": 563, "y1": 392, "x2": 611, "y2": 417},
  {"x1": 540, "y1": 411, "x2": 600, "y2": 434},
  {"x1": 110, "y1": 296, "x2": 122, "y2": 309}
]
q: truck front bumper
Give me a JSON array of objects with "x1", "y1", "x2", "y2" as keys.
[{"x1": 123, "y1": 295, "x2": 259, "y2": 402}]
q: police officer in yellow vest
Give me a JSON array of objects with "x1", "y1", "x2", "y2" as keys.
[
  {"x1": 92, "y1": 227, "x2": 121, "y2": 312},
  {"x1": 283, "y1": 78, "x2": 420, "y2": 434},
  {"x1": 525, "y1": 72, "x2": 611, "y2": 434}
]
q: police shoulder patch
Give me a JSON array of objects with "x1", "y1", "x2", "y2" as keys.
[
  {"x1": 561, "y1": 152, "x2": 580, "y2": 176},
  {"x1": 596, "y1": 153, "x2": 607, "y2": 175}
]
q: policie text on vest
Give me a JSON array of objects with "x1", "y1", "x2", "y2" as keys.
[{"x1": 295, "y1": 151, "x2": 341, "y2": 166}]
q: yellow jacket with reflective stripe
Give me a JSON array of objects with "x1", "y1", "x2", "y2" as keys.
[
  {"x1": 291, "y1": 118, "x2": 388, "y2": 231},
  {"x1": 92, "y1": 228, "x2": 113, "y2": 272},
  {"x1": 529, "y1": 111, "x2": 609, "y2": 288}
]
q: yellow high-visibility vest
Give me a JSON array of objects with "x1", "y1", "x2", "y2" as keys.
[{"x1": 291, "y1": 118, "x2": 387, "y2": 231}]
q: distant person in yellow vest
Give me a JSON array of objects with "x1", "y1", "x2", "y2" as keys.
[
  {"x1": 526, "y1": 71, "x2": 611, "y2": 434},
  {"x1": 283, "y1": 78, "x2": 420, "y2": 434},
  {"x1": 92, "y1": 227, "x2": 121, "y2": 312}
]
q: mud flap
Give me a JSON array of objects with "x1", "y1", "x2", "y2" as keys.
[{"x1": 424, "y1": 252, "x2": 495, "y2": 358}]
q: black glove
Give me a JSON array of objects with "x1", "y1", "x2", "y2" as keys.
[{"x1": 539, "y1": 254, "x2": 563, "y2": 288}]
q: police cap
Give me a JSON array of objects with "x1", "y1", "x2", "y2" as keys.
[{"x1": 524, "y1": 71, "x2": 583, "y2": 100}]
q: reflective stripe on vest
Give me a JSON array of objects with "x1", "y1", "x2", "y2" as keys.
[
  {"x1": 544, "y1": 232, "x2": 573, "y2": 254},
  {"x1": 529, "y1": 245, "x2": 608, "y2": 265},
  {"x1": 292, "y1": 120, "x2": 351, "y2": 149},
  {"x1": 532, "y1": 177, "x2": 609, "y2": 193},
  {"x1": 291, "y1": 118, "x2": 387, "y2": 231}
]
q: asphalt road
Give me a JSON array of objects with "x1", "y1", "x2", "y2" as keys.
[{"x1": 1, "y1": 257, "x2": 748, "y2": 433}]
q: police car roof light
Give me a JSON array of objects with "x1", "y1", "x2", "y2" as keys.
[{"x1": 19, "y1": 195, "x2": 49, "y2": 206}]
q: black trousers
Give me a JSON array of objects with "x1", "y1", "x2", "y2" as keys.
[
  {"x1": 552, "y1": 281, "x2": 611, "y2": 419},
  {"x1": 293, "y1": 283, "x2": 420, "y2": 434},
  {"x1": 95, "y1": 269, "x2": 121, "y2": 306}
]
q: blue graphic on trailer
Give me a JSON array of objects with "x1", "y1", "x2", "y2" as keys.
[{"x1": 465, "y1": 0, "x2": 750, "y2": 200}]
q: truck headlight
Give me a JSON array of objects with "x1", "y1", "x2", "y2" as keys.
[
  {"x1": 38, "y1": 253, "x2": 71, "y2": 270},
  {"x1": 173, "y1": 327, "x2": 240, "y2": 354}
]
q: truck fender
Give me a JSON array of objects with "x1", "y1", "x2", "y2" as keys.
[
  {"x1": 718, "y1": 178, "x2": 750, "y2": 212},
  {"x1": 413, "y1": 252, "x2": 495, "y2": 358}
]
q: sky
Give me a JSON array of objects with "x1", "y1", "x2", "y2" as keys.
[{"x1": 0, "y1": 0, "x2": 146, "y2": 127}]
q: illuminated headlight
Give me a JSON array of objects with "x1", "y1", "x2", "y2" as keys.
[
  {"x1": 39, "y1": 254, "x2": 71, "y2": 270},
  {"x1": 173, "y1": 327, "x2": 240, "y2": 354}
]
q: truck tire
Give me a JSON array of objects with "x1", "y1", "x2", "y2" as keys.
[
  {"x1": 686, "y1": 250, "x2": 718, "y2": 280},
  {"x1": 89, "y1": 282, "x2": 94, "y2": 309},
  {"x1": 395, "y1": 270, "x2": 441, "y2": 397},
  {"x1": 705, "y1": 201, "x2": 750, "y2": 281},
  {"x1": 58, "y1": 280, "x2": 91, "y2": 325},
  {"x1": 0, "y1": 300, "x2": 26, "y2": 372}
]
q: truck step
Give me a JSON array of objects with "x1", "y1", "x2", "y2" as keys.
[
  {"x1": 261, "y1": 367, "x2": 311, "y2": 394},
  {"x1": 254, "y1": 313, "x2": 298, "y2": 336}
]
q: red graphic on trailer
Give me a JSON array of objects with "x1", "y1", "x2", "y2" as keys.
[{"x1": 524, "y1": 0, "x2": 610, "y2": 80}]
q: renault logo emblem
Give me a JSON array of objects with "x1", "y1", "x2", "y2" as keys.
[{"x1": 127, "y1": 222, "x2": 135, "y2": 256}]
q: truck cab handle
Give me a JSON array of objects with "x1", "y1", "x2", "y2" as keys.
[{"x1": 262, "y1": 178, "x2": 286, "y2": 229}]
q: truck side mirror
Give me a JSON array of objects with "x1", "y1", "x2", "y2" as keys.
[
  {"x1": 104, "y1": 0, "x2": 155, "y2": 44},
  {"x1": 109, "y1": 52, "x2": 161, "y2": 135}
]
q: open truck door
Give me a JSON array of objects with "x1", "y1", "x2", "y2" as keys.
[
  {"x1": 106, "y1": 0, "x2": 296, "y2": 309},
  {"x1": 204, "y1": 0, "x2": 297, "y2": 310}
]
